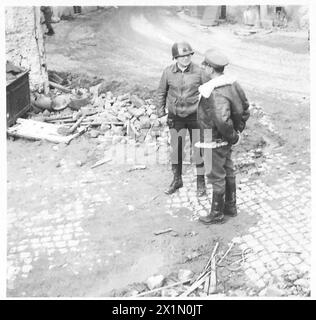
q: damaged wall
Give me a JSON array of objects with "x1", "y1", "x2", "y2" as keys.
[{"x1": 5, "y1": 6, "x2": 49, "y2": 92}]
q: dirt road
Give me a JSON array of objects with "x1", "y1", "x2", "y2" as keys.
[
  {"x1": 7, "y1": 7, "x2": 310, "y2": 297},
  {"x1": 45, "y1": 6, "x2": 309, "y2": 154}
]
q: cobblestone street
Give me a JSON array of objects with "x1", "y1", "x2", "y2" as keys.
[
  {"x1": 6, "y1": 132, "x2": 311, "y2": 297},
  {"x1": 166, "y1": 148, "x2": 311, "y2": 296}
]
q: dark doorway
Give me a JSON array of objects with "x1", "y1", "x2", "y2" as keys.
[
  {"x1": 220, "y1": 6, "x2": 226, "y2": 19},
  {"x1": 73, "y1": 6, "x2": 82, "y2": 14}
]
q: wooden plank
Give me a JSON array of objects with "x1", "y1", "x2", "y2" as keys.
[
  {"x1": 49, "y1": 81, "x2": 71, "y2": 93},
  {"x1": 180, "y1": 242, "x2": 219, "y2": 297},
  {"x1": 7, "y1": 118, "x2": 82, "y2": 144},
  {"x1": 209, "y1": 255, "x2": 217, "y2": 294},
  {"x1": 91, "y1": 157, "x2": 112, "y2": 169}
]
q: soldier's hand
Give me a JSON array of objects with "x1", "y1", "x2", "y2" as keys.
[{"x1": 232, "y1": 131, "x2": 241, "y2": 147}]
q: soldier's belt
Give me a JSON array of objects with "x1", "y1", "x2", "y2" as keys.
[{"x1": 195, "y1": 140, "x2": 228, "y2": 149}]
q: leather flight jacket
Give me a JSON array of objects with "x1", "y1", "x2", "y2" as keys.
[
  {"x1": 198, "y1": 81, "x2": 250, "y2": 144},
  {"x1": 157, "y1": 62, "x2": 202, "y2": 118}
]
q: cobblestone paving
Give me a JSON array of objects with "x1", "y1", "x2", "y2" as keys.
[
  {"x1": 6, "y1": 162, "x2": 114, "y2": 291},
  {"x1": 165, "y1": 147, "x2": 311, "y2": 295},
  {"x1": 7, "y1": 145, "x2": 311, "y2": 296},
  {"x1": 6, "y1": 100, "x2": 311, "y2": 296}
]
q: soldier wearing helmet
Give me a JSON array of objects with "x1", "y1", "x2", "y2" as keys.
[
  {"x1": 156, "y1": 41, "x2": 206, "y2": 197},
  {"x1": 197, "y1": 49, "x2": 250, "y2": 225}
]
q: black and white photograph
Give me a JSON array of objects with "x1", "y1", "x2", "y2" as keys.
[{"x1": 2, "y1": 0, "x2": 313, "y2": 301}]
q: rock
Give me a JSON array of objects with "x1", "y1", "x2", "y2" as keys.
[
  {"x1": 98, "y1": 81, "x2": 119, "y2": 95},
  {"x1": 117, "y1": 93, "x2": 130, "y2": 102},
  {"x1": 286, "y1": 272, "x2": 299, "y2": 282},
  {"x1": 231, "y1": 289, "x2": 247, "y2": 297},
  {"x1": 113, "y1": 101, "x2": 127, "y2": 110},
  {"x1": 134, "y1": 108, "x2": 146, "y2": 118},
  {"x1": 52, "y1": 145, "x2": 58, "y2": 151},
  {"x1": 150, "y1": 113, "x2": 158, "y2": 120},
  {"x1": 146, "y1": 275, "x2": 165, "y2": 290},
  {"x1": 69, "y1": 95, "x2": 91, "y2": 110},
  {"x1": 161, "y1": 288, "x2": 178, "y2": 297},
  {"x1": 128, "y1": 289, "x2": 139, "y2": 297},
  {"x1": 56, "y1": 159, "x2": 66, "y2": 168},
  {"x1": 294, "y1": 278, "x2": 309, "y2": 288},
  {"x1": 43, "y1": 109, "x2": 51, "y2": 117},
  {"x1": 100, "y1": 123, "x2": 111, "y2": 132},
  {"x1": 131, "y1": 95, "x2": 145, "y2": 108},
  {"x1": 93, "y1": 96, "x2": 105, "y2": 109},
  {"x1": 117, "y1": 112, "x2": 127, "y2": 123},
  {"x1": 89, "y1": 130, "x2": 100, "y2": 138},
  {"x1": 177, "y1": 269, "x2": 193, "y2": 282},
  {"x1": 139, "y1": 115, "x2": 151, "y2": 129},
  {"x1": 146, "y1": 108, "x2": 154, "y2": 116},
  {"x1": 259, "y1": 286, "x2": 285, "y2": 297},
  {"x1": 112, "y1": 126, "x2": 124, "y2": 136},
  {"x1": 229, "y1": 279, "x2": 245, "y2": 289},
  {"x1": 76, "y1": 160, "x2": 83, "y2": 167},
  {"x1": 112, "y1": 136, "x2": 122, "y2": 144}
]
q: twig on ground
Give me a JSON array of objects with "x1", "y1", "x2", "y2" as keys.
[
  {"x1": 134, "y1": 279, "x2": 192, "y2": 297},
  {"x1": 154, "y1": 228, "x2": 173, "y2": 236},
  {"x1": 180, "y1": 242, "x2": 219, "y2": 297},
  {"x1": 218, "y1": 242, "x2": 234, "y2": 265}
]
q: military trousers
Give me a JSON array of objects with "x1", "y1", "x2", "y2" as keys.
[
  {"x1": 167, "y1": 115, "x2": 204, "y2": 175},
  {"x1": 205, "y1": 145, "x2": 235, "y2": 193}
]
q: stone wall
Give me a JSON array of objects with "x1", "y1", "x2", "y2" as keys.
[{"x1": 5, "y1": 6, "x2": 48, "y2": 92}]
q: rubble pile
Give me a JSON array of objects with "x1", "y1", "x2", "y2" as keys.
[
  {"x1": 28, "y1": 72, "x2": 169, "y2": 145},
  {"x1": 281, "y1": 270, "x2": 310, "y2": 297}
]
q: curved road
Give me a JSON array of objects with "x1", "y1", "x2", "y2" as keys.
[{"x1": 46, "y1": 7, "x2": 309, "y2": 100}]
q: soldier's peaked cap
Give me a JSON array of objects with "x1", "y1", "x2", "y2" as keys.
[{"x1": 203, "y1": 49, "x2": 229, "y2": 68}]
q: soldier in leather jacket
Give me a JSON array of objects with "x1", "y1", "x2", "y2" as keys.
[
  {"x1": 197, "y1": 49, "x2": 250, "y2": 225},
  {"x1": 157, "y1": 41, "x2": 206, "y2": 197}
]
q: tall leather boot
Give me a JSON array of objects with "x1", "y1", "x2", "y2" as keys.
[
  {"x1": 196, "y1": 175, "x2": 206, "y2": 197},
  {"x1": 199, "y1": 191, "x2": 225, "y2": 224},
  {"x1": 164, "y1": 164, "x2": 183, "y2": 195},
  {"x1": 224, "y1": 177, "x2": 237, "y2": 217}
]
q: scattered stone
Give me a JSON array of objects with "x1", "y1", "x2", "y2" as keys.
[
  {"x1": 43, "y1": 109, "x2": 51, "y2": 117},
  {"x1": 89, "y1": 129, "x2": 100, "y2": 138},
  {"x1": 259, "y1": 286, "x2": 285, "y2": 297},
  {"x1": 76, "y1": 160, "x2": 83, "y2": 167},
  {"x1": 178, "y1": 269, "x2": 193, "y2": 282},
  {"x1": 161, "y1": 288, "x2": 178, "y2": 297},
  {"x1": 131, "y1": 95, "x2": 145, "y2": 108},
  {"x1": 146, "y1": 275, "x2": 165, "y2": 290},
  {"x1": 69, "y1": 95, "x2": 91, "y2": 110},
  {"x1": 128, "y1": 289, "x2": 139, "y2": 297},
  {"x1": 56, "y1": 159, "x2": 66, "y2": 168},
  {"x1": 294, "y1": 278, "x2": 309, "y2": 288}
]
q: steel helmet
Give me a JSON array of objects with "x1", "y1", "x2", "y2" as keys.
[{"x1": 172, "y1": 41, "x2": 194, "y2": 59}]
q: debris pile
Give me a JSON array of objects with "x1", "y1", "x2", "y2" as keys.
[
  {"x1": 281, "y1": 270, "x2": 310, "y2": 297},
  {"x1": 26, "y1": 71, "x2": 169, "y2": 144},
  {"x1": 114, "y1": 241, "x2": 260, "y2": 298}
]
